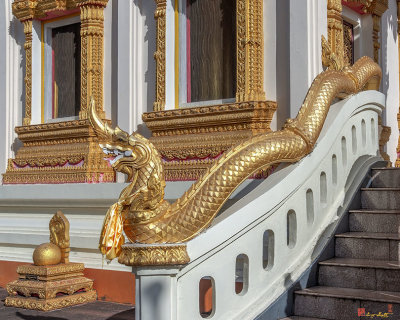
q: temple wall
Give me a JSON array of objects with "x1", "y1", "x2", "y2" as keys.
[
  {"x1": 275, "y1": 0, "x2": 327, "y2": 129},
  {"x1": 0, "y1": 0, "x2": 24, "y2": 184},
  {"x1": 381, "y1": 0, "x2": 399, "y2": 164}
]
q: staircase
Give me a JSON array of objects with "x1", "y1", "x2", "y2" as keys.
[{"x1": 284, "y1": 167, "x2": 400, "y2": 320}]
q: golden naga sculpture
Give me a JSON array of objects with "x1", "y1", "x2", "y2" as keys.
[{"x1": 90, "y1": 56, "x2": 382, "y2": 261}]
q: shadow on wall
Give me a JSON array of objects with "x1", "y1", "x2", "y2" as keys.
[{"x1": 380, "y1": 1, "x2": 398, "y2": 162}]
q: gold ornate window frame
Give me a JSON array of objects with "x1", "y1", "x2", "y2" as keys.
[
  {"x1": 146, "y1": 0, "x2": 276, "y2": 181},
  {"x1": 3, "y1": 0, "x2": 113, "y2": 184},
  {"x1": 152, "y1": 0, "x2": 266, "y2": 111}
]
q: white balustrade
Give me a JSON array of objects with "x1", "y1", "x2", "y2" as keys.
[{"x1": 133, "y1": 91, "x2": 385, "y2": 320}]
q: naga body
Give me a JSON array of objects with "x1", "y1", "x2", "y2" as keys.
[{"x1": 89, "y1": 56, "x2": 382, "y2": 261}]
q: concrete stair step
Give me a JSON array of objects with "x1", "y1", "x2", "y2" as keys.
[
  {"x1": 319, "y1": 258, "x2": 400, "y2": 292},
  {"x1": 280, "y1": 317, "x2": 327, "y2": 320},
  {"x1": 349, "y1": 210, "x2": 400, "y2": 233},
  {"x1": 361, "y1": 188, "x2": 400, "y2": 210},
  {"x1": 335, "y1": 232, "x2": 400, "y2": 260},
  {"x1": 371, "y1": 168, "x2": 400, "y2": 188},
  {"x1": 294, "y1": 286, "x2": 400, "y2": 320}
]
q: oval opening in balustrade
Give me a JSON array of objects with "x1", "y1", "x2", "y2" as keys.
[
  {"x1": 341, "y1": 137, "x2": 347, "y2": 167},
  {"x1": 306, "y1": 189, "x2": 314, "y2": 225},
  {"x1": 235, "y1": 254, "x2": 249, "y2": 295},
  {"x1": 287, "y1": 210, "x2": 297, "y2": 248},
  {"x1": 371, "y1": 118, "x2": 376, "y2": 145},
  {"x1": 199, "y1": 276, "x2": 215, "y2": 318},
  {"x1": 332, "y1": 155, "x2": 337, "y2": 186},
  {"x1": 263, "y1": 230, "x2": 275, "y2": 270},
  {"x1": 320, "y1": 172, "x2": 327, "y2": 205},
  {"x1": 361, "y1": 119, "x2": 366, "y2": 147},
  {"x1": 352, "y1": 126, "x2": 357, "y2": 154}
]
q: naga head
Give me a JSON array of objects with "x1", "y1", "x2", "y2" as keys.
[{"x1": 88, "y1": 98, "x2": 152, "y2": 181}]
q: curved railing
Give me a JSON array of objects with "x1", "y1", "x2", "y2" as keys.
[{"x1": 174, "y1": 91, "x2": 385, "y2": 319}]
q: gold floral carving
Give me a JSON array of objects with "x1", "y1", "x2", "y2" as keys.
[
  {"x1": 17, "y1": 263, "x2": 84, "y2": 279},
  {"x1": 5, "y1": 291, "x2": 97, "y2": 311},
  {"x1": 154, "y1": 0, "x2": 166, "y2": 111},
  {"x1": 118, "y1": 244, "x2": 190, "y2": 267},
  {"x1": 236, "y1": 0, "x2": 265, "y2": 102},
  {"x1": 143, "y1": 101, "x2": 277, "y2": 180},
  {"x1": 23, "y1": 20, "x2": 33, "y2": 125},
  {"x1": 78, "y1": 0, "x2": 108, "y2": 119},
  {"x1": 326, "y1": 0, "x2": 345, "y2": 70},
  {"x1": 10, "y1": 0, "x2": 110, "y2": 184},
  {"x1": 90, "y1": 57, "x2": 381, "y2": 267},
  {"x1": 2, "y1": 119, "x2": 115, "y2": 184},
  {"x1": 368, "y1": 0, "x2": 388, "y2": 63},
  {"x1": 4, "y1": 213, "x2": 96, "y2": 311}
]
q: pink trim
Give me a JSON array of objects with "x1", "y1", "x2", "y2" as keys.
[
  {"x1": 342, "y1": 1, "x2": 367, "y2": 15},
  {"x1": 12, "y1": 159, "x2": 84, "y2": 170},
  {"x1": 37, "y1": 9, "x2": 80, "y2": 21}
]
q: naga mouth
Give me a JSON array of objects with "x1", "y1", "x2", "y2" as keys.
[{"x1": 102, "y1": 148, "x2": 124, "y2": 166}]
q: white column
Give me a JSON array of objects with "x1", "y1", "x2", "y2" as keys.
[
  {"x1": 380, "y1": 0, "x2": 399, "y2": 164},
  {"x1": 289, "y1": 0, "x2": 326, "y2": 118},
  {"x1": 264, "y1": 0, "x2": 277, "y2": 130},
  {"x1": 276, "y1": 0, "x2": 326, "y2": 127},
  {"x1": 164, "y1": 0, "x2": 175, "y2": 110},
  {"x1": 117, "y1": 0, "x2": 156, "y2": 132},
  {"x1": 0, "y1": 0, "x2": 23, "y2": 182},
  {"x1": 31, "y1": 20, "x2": 42, "y2": 125},
  {"x1": 134, "y1": 267, "x2": 179, "y2": 320}
]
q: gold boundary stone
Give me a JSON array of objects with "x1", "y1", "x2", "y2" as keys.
[{"x1": 5, "y1": 291, "x2": 97, "y2": 311}]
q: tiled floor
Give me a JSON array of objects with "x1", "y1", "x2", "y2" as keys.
[{"x1": 0, "y1": 288, "x2": 135, "y2": 320}]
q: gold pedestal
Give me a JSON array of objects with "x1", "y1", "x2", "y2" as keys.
[
  {"x1": 5, "y1": 263, "x2": 97, "y2": 311},
  {"x1": 2, "y1": 120, "x2": 115, "y2": 184}
]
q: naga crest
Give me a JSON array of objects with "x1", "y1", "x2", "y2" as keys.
[
  {"x1": 49, "y1": 211, "x2": 70, "y2": 264},
  {"x1": 88, "y1": 98, "x2": 156, "y2": 182}
]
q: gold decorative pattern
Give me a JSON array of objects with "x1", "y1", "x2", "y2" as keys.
[
  {"x1": 4, "y1": 213, "x2": 96, "y2": 311},
  {"x1": 17, "y1": 263, "x2": 84, "y2": 279},
  {"x1": 12, "y1": 0, "x2": 79, "y2": 21},
  {"x1": 90, "y1": 56, "x2": 381, "y2": 265},
  {"x1": 236, "y1": 0, "x2": 265, "y2": 102},
  {"x1": 326, "y1": 0, "x2": 345, "y2": 70},
  {"x1": 153, "y1": 0, "x2": 166, "y2": 111},
  {"x1": 78, "y1": 0, "x2": 108, "y2": 119},
  {"x1": 143, "y1": 100, "x2": 277, "y2": 180},
  {"x1": 5, "y1": 291, "x2": 97, "y2": 311},
  {"x1": 23, "y1": 19, "x2": 33, "y2": 125},
  {"x1": 368, "y1": 0, "x2": 388, "y2": 63},
  {"x1": 118, "y1": 244, "x2": 190, "y2": 267},
  {"x1": 10, "y1": 0, "x2": 110, "y2": 184},
  {"x1": 2, "y1": 119, "x2": 115, "y2": 184}
]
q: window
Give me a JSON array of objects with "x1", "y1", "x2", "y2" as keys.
[
  {"x1": 343, "y1": 20, "x2": 354, "y2": 66},
  {"x1": 43, "y1": 16, "x2": 81, "y2": 121},
  {"x1": 180, "y1": 0, "x2": 236, "y2": 106}
]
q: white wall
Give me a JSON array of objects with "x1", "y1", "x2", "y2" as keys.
[
  {"x1": 0, "y1": 0, "x2": 24, "y2": 183},
  {"x1": 115, "y1": 0, "x2": 156, "y2": 136},
  {"x1": 381, "y1": 0, "x2": 399, "y2": 164},
  {"x1": 276, "y1": 0, "x2": 326, "y2": 129}
]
